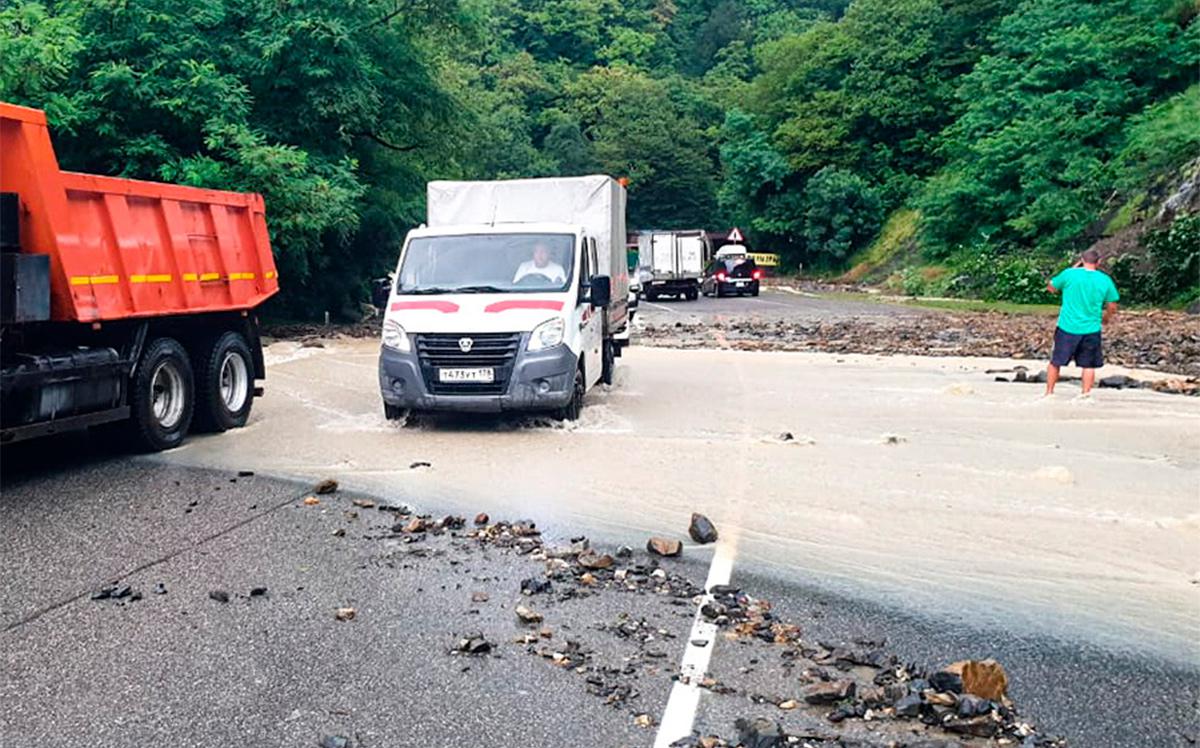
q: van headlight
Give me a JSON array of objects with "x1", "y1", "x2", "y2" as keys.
[
  {"x1": 527, "y1": 317, "x2": 565, "y2": 352},
  {"x1": 382, "y1": 319, "x2": 411, "y2": 352}
]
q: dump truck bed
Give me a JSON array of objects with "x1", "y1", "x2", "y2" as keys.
[{"x1": 0, "y1": 102, "x2": 278, "y2": 323}]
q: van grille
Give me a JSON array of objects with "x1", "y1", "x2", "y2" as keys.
[{"x1": 415, "y1": 332, "x2": 521, "y2": 396}]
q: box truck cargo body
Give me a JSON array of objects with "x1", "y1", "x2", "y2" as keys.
[
  {"x1": 637, "y1": 230, "x2": 711, "y2": 301},
  {"x1": 378, "y1": 176, "x2": 628, "y2": 419},
  {"x1": 0, "y1": 101, "x2": 279, "y2": 450}
]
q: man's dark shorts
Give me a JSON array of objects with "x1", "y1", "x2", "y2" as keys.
[{"x1": 1051, "y1": 327, "x2": 1103, "y2": 368}]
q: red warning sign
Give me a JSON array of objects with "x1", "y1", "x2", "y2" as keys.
[{"x1": 727, "y1": 227, "x2": 745, "y2": 243}]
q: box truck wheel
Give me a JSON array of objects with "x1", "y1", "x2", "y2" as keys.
[
  {"x1": 194, "y1": 331, "x2": 254, "y2": 432},
  {"x1": 557, "y1": 367, "x2": 585, "y2": 421},
  {"x1": 685, "y1": 286, "x2": 698, "y2": 301},
  {"x1": 130, "y1": 337, "x2": 195, "y2": 451}
]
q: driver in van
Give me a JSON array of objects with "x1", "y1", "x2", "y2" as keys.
[{"x1": 513, "y1": 241, "x2": 567, "y2": 285}]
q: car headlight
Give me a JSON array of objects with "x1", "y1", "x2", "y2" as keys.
[
  {"x1": 527, "y1": 317, "x2": 565, "y2": 352},
  {"x1": 382, "y1": 319, "x2": 411, "y2": 352}
]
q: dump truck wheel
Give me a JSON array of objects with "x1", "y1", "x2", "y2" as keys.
[
  {"x1": 194, "y1": 331, "x2": 254, "y2": 432},
  {"x1": 130, "y1": 337, "x2": 195, "y2": 451}
]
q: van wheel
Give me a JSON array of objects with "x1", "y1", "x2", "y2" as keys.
[
  {"x1": 384, "y1": 403, "x2": 406, "y2": 421},
  {"x1": 194, "y1": 331, "x2": 254, "y2": 432},
  {"x1": 129, "y1": 337, "x2": 195, "y2": 452},
  {"x1": 601, "y1": 339, "x2": 615, "y2": 385},
  {"x1": 557, "y1": 367, "x2": 585, "y2": 421}
]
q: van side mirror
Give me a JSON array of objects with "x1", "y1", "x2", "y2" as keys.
[
  {"x1": 371, "y1": 278, "x2": 392, "y2": 308},
  {"x1": 589, "y1": 275, "x2": 611, "y2": 308}
]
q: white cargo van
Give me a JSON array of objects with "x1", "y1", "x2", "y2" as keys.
[{"x1": 378, "y1": 176, "x2": 629, "y2": 420}]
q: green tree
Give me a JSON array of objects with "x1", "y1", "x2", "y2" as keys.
[{"x1": 920, "y1": 0, "x2": 1199, "y2": 256}]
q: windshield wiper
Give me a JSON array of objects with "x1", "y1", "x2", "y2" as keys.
[
  {"x1": 450, "y1": 285, "x2": 507, "y2": 294},
  {"x1": 397, "y1": 287, "x2": 455, "y2": 295}
]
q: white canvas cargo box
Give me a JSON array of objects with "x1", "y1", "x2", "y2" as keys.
[{"x1": 427, "y1": 176, "x2": 628, "y2": 302}]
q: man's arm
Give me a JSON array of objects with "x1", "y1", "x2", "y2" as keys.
[
  {"x1": 1046, "y1": 281, "x2": 1059, "y2": 295},
  {"x1": 1103, "y1": 301, "x2": 1118, "y2": 325}
]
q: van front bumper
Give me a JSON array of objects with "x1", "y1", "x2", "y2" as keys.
[{"x1": 378, "y1": 342, "x2": 577, "y2": 413}]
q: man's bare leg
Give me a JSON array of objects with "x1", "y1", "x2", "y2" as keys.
[
  {"x1": 1081, "y1": 368, "x2": 1095, "y2": 395},
  {"x1": 1046, "y1": 364, "x2": 1060, "y2": 395}
]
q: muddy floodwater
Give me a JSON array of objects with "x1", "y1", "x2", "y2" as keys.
[{"x1": 159, "y1": 337, "x2": 1200, "y2": 663}]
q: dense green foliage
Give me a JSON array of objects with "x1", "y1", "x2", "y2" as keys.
[{"x1": 1, "y1": 0, "x2": 1195, "y2": 313}]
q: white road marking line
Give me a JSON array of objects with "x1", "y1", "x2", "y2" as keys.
[
  {"x1": 652, "y1": 540, "x2": 737, "y2": 748},
  {"x1": 643, "y1": 301, "x2": 681, "y2": 314}
]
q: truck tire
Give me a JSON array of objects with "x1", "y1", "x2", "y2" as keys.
[
  {"x1": 685, "y1": 286, "x2": 698, "y2": 301},
  {"x1": 194, "y1": 331, "x2": 254, "y2": 432},
  {"x1": 557, "y1": 367, "x2": 585, "y2": 422},
  {"x1": 129, "y1": 337, "x2": 194, "y2": 451},
  {"x1": 601, "y1": 339, "x2": 615, "y2": 385}
]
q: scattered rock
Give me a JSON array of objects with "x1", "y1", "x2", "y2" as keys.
[
  {"x1": 894, "y1": 693, "x2": 923, "y2": 717},
  {"x1": 153, "y1": 583, "x2": 167, "y2": 595},
  {"x1": 314, "y1": 478, "x2": 339, "y2": 495},
  {"x1": 801, "y1": 679, "x2": 855, "y2": 704},
  {"x1": 647, "y1": 537, "x2": 682, "y2": 557},
  {"x1": 515, "y1": 605, "x2": 543, "y2": 624},
  {"x1": 91, "y1": 586, "x2": 117, "y2": 601},
  {"x1": 520, "y1": 577, "x2": 552, "y2": 595},
  {"x1": 577, "y1": 551, "x2": 614, "y2": 570},
  {"x1": 688, "y1": 513, "x2": 719, "y2": 544},
  {"x1": 351, "y1": 499, "x2": 376, "y2": 509},
  {"x1": 318, "y1": 735, "x2": 350, "y2": 748},
  {"x1": 237, "y1": 470, "x2": 255, "y2": 477},
  {"x1": 334, "y1": 607, "x2": 356, "y2": 622},
  {"x1": 410, "y1": 461, "x2": 432, "y2": 469},
  {"x1": 615, "y1": 545, "x2": 633, "y2": 558},
  {"x1": 453, "y1": 633, "x2": 492, "y2": 655},
  {"x1": 471, "y1": 591, "x2": 489, "y2": 603},
  {"x1": 946, "y1": 658, "x2": 1009, "y2": 701},
  {"x1": 734, "y1": 716, "x2": 784, "y2": 748},
  {"x1": 474, "y1": 513, "x2": 490, "y2": 525},
  {"x1": 332, "y1": 528, "x2": 346, "y2": 537},
  {"x1": 303, "y1": 496, "x2": 320, "y2": 506},
  {"x1": 249, "y1": 587, "x2": 268, "y2": 597},
  {"x1": 1099, "y1": 374, "x2": 1138, "y2": 389},
  {"x1": 209, "y1": 590, "x2": 230, "y2": 604},
  {"x1": 634, "y1": 714, "x2": 654, "y2": 728},
  {"x1": 882, "y1": 434, "x2": 906, "y2": 445},
  {"x1": 928, "y1": 670, "x2": 963, "y2": 694}
]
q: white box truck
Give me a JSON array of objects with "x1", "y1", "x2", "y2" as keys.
[
  {"x1": 637, "y1": 229, "x2": 712, "y2": 301},
  {"x1": 377, "y1": 176, "x2": 629, "y2": 420}
]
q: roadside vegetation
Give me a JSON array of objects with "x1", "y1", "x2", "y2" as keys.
[{"x1": 1, "y1": 0, "x2": 1196, "y2": 315}]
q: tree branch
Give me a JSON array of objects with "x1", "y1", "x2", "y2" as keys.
[{"x1": 355, "y1": 131, "x2": 420, "y2": 152}]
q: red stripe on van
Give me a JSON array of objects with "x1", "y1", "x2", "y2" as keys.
[
  {"x1": 390, "y1": 301, "x2": 459, "y2": 313},
  {"x1": 485, "y1": 300, "x2": 565, "y2": 313}
]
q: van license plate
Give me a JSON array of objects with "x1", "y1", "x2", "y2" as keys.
[{"x1": 439, "y1": 368, "x2": 494, "y2": 383}]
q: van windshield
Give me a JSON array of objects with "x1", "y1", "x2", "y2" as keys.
[{"x1": 396, "y1": 233, "x2": 575, "y2": 294}]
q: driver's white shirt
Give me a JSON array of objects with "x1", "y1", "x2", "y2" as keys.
[{"x1": 513, "y1": 260, "x2": 566, "y2": 284}]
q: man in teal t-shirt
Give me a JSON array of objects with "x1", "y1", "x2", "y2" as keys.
[{"x1": 1045, "y1": 249, "x2": 1119, "y2": 396}]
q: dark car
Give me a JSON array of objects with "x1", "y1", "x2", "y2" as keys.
[{"x1": 701, "y1": 254, "x2": 762, "y2": 297}]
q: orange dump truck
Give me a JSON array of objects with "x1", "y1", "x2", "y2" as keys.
[{"x1": 1, "y1": 102, "x2": 279, "y2": 450}]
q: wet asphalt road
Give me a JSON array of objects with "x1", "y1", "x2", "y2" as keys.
[
  {"x1": 635, "y1": 286, "x2": 921, "y2": 324},
  {"x1": 2, "y1": 437, "x2": 1197, "y2": 747}
]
